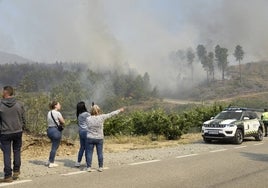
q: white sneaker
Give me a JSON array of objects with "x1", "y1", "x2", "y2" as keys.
[
  {"x1": 84, "y1": 167, "x2": 92, "y2": 172},
  {"x1": 98, "y1": 167, "x2": 103, "y2": 172},
  {"x1": 48, "y1": 163, "x2": 59, "y2": 168},
  {"x1": 74, "y1": 162, "x2": 81, "y2": 167}
]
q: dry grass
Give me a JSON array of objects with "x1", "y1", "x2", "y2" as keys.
[
  {"x1": 104, "y1": 133, "x2": 202, "y2": 153},
  {"x1": 19, "y1": 133, "x2": 202, "y2": 160}
]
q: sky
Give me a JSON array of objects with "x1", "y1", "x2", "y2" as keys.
[{"x1": 0, "y1": 0, "x2": 267, "y2": 95}]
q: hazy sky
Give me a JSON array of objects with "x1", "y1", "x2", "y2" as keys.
[{"x1": 0, "y1": 0, "x2": 267, "y2": 93}]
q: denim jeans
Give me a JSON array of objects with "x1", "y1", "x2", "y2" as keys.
[
  {"x1": 86, "y1": 138, "x2": 103, "y2": 168},
  {"x1": 0, "y1": 131, "x2": 22, "y2": 178},
  {"x1": 47, "y1": 127, "x2": 62, "y2": 163},
  {"x1": 77, "y1": 129, "x2": 87, "y2": 163}
]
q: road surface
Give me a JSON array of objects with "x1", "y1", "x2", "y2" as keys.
[{"x1": 4, "y1": 138, "x2": 268, "y2": 188}]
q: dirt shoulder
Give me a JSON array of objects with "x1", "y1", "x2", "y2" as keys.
[{"x1": 20, "y1": 133, "x2": 202, "y2": 160}]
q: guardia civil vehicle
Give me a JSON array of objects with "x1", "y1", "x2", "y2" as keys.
[{"x1": 201, "y1": 107, "x2": 264, "y2": 144}]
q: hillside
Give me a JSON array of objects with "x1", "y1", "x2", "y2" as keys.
[
  {"x1": 186, "y1": 61, "x2": 268, "y2": 103},
  {"x1": 0, "y1": 51, "x2": 32, "y2": 64}
]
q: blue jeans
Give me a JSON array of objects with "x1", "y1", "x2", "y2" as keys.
[
  {"x1": 47, "y1": 127, "x2": 62, "y2": 163},
  {"x1": 77, "y1": 129, "x2": 87, "y2": 163},
  {"x1": 0, "y1": 132, "x2": 22, "y2": 178},
  {"x1": 86, "y1": 138, "x2": 103, "y2": 168}
]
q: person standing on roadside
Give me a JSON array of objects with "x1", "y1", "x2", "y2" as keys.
[
  {"x1": 85, "y1": 104, "x2": 124, "y2": 172},
  {"x1": 46, "y1": 100, "x2": 65, "y2": 168},
  {"x1": 74, "y1": 101, "x2": 90, "y2": 167},
  {"x1": 261, "y1": 108, "x2": 268, "y2": 137},
  {"x1": 0, "y1": 86, "x2": 26, "y2": 183}
]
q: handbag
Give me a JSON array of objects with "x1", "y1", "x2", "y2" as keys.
[{"x1": 50, "y1": 111, "x2": 64, "y2": 132}]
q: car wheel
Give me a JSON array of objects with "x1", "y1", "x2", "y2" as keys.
[
  {"x1": 255, "y1": 128, "x2": 263, "y2": 141},
  {"x1": 233, "y1": 129, "x2": 243, "y2": 144},
  {"x1": 203, "y1": 138, "x2": 212, "y2": 143}
]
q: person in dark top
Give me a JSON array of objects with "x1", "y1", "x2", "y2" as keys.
[{"x1": 0, "y1": 86, "x2": 26, "y2": 183}]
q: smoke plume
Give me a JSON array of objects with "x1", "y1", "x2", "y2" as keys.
[{"x1": 0, "y1": 0, "x2": 267, "y2": 96}]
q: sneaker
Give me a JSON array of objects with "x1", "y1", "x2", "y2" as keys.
[
  {"x1": 0, "y1": 176, "x2": 13, "y2": 183},
  {"x1": 84, "y1": 167, "x2": 92, "y2": 172},
  {"x1": 13, "y1": 171, "x2": 20, "y2": 180},
  {"x1": 48, "y1": 163, "x2": 59, "y2": 168},
  {"x1": 98, "y1": 167, "x2": 103, "y2": 172},
  {"x1": 74, "y1": 162, "x2": 81, "y2": 167}
]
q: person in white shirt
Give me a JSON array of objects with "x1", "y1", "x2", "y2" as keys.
[{"x1": 46, "y1": 100, "x2": 65, "y2": 168}]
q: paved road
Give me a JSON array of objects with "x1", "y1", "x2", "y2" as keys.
[
  {"x1": 2, "y1": 139, "x2": 268, "y2": 188},
  {"x1": 163, "y1": 98, "x2": 203, "y2": 105}
]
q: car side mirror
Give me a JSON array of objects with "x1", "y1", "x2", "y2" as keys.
[
  {"x1": 243, "y1": 116, "x2": 250, "y2": 120},
  {"x1": 210, "y1": 117, "x2": 214, "y2": 120}
]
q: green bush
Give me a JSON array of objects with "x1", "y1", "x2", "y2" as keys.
[
  {"x1": 165, "y1": 114, "x2": 183, "y2": 140},
  {"x1": 131, "y1": 111, "x2": 149, "y2": 135},
  {"x1": 17, "y1": 93, "x2": 49, "y2": 135},
  {"x1": 103, "y1": 103, "x2": 226, "y2": 140},
  {"x1": 144, "y1": 109, "x2": 171, "y2": 137},
  {"x1": 104, "y1": 115, "x2": 134, "y2": 136}
]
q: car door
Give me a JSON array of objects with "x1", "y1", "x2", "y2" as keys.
[{"x1": 244, "y1": 112, "x2": 259, "y2": 136}]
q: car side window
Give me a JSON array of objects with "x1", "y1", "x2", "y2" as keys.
[
  {"x1": 242, "y1": 112, "x2": 249, "y2": 119},
  {"x1": 249, "y1": 112, "x2": 257, "y2": 119}
]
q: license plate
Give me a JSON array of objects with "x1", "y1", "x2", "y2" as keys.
[{"x1": 209, "y1": 130, "x2": 219, "y2": 135}]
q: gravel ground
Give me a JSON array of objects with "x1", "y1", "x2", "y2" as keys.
[{"x1": 5, "y1": 139, "x2": 235, "y2": 180}]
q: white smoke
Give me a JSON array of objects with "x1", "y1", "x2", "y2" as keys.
[
  {"x1": 185, "y1": 0, "x2": 268, "y2": 62},
  {"x1": 0, "y1": 0, "x2": 267, "y2": 96}
]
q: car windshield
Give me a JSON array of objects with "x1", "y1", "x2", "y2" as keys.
[{"x1": 214, "y1": 111, "x2": 242, "y2": 120}]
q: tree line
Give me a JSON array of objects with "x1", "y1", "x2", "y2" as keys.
[
  {"x1": 170, "y1": 44, "x2": 245, "y2": 84},
  {"x1": 0, "y1": 62, "x2": 157, "y2": 105}
]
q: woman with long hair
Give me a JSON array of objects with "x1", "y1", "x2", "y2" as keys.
[{"x1": 75, "y1": 101, "x2": 90, "y2": 167}]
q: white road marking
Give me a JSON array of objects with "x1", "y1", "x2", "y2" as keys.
[
  {"x1": 234, "y1": 146, "x2": 247, "y2": 149},
  {"x1": 61, "y1": 167, "x2": 110, "y2": 176},
  {"x1": 61, "y1": 171, "x2": 86, "y2": 176},
  {"x1": 128, "y1": 160, "x2": 160, "y2": 166},
  {"x1": 176, "y1": 154, "x2": 198, "y2": 158},
  {"x1": 0, "y1": 180, "x2": 32, "y2": 187},
  {"x1": 254, "y1": 143, "x2": 263, "y2": 146},
  {"x1": 209, "y1": 149, "x2": 227, "y2": 153}
]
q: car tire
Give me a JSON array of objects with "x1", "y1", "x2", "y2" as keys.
[
  {"x1": 233, "y1": 129, "x2": 243, "y2": 144},
  {"x1": 255, "y1": 128, "x2": 263, "y2": 141}
]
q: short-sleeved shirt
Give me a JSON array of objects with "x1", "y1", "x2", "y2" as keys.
[
  {"x1": 47, "y1": 110, "x2": 63, "y2": 127},
  {"x1": 78, "y1": 112, "x2": 90, "y2": 130}
]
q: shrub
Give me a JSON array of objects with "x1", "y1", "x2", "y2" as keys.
[{"x1": 131, "y1": 111, "x2": 149, "y2": 135}]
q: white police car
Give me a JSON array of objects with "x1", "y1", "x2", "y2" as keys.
[{"x1": 201, "y1": 107, "x2": 264, "y2": 144}]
